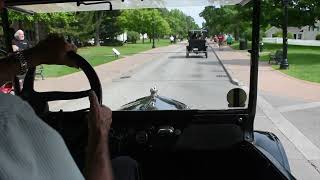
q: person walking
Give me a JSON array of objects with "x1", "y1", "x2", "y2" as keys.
[{"x1": 217, "y1": 33, "x2": 224, "y2": 48}]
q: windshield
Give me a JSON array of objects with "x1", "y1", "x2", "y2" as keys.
[{"x1": 4, "y1": 1, "x2": 252, "y2": 111}]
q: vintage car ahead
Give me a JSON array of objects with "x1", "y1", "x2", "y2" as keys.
[
  {"x1": 186, "y1": 29, "x2": 208, "y2": 58},
  {"x1": 1, "y1": 0, "x2": 295, "y2": 179}
]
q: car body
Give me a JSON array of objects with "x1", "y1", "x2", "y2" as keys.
[{"x1": 186, "y1": 29, "x2": 208, "y2": 58}]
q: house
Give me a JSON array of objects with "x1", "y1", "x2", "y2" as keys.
[
  {"x1": 116, "y1": 32, "x2": 127, "y2": 42},
  {"x1": 265, "y1": 21, "x2": 320, "y2": 40}
]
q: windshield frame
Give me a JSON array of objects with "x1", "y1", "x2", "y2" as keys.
[{"x1": 1, "y1": 0, "x2": 260, "y2": 141}]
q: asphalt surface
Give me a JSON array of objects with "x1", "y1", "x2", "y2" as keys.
[{"x1": 54, "y1": 44, "x2": 239, "y2": 111}]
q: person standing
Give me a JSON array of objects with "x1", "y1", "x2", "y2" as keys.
[
  {"x1": 227, "y1": 34, "x2": 233, "y2": 45},
  {"x1": 12, "y1": 29, "x2": 30, "y2": 52},
  {"x1": 170, "y1": 35, "x2": 174, "y2": 44}
]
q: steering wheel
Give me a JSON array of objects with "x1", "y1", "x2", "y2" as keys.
[{"x1": 21, "y1": 51, "x2": 102, "y2": 115}]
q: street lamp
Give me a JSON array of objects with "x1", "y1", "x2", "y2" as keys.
[
  {"x1": 280, "y1": 0, "x2": 289, "y2": 69},
  {"x1": 152, "y1": 15, "x2": 155, "y2": 48}
]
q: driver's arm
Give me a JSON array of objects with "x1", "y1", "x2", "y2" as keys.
[
  {"x1": 86, "y1": 91, "x2": 114, "y2": 180},
  {"x1": 0, "y1": 34, "x2": 77, "y2": 86}
]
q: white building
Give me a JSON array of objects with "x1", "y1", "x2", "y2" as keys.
[
  {"x1": 140, "y1": 33, "x2": 148, "y2": 40},
  {"x1": 265, "y1": 21, "x2": 320, "y2": 40},
  {"x1": 116, "y1": 32, "x2": 128, "y2": 42}
]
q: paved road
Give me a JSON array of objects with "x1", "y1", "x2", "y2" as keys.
[{"x1": 54, "y1": 44, "x2": 238, "y2": 111}]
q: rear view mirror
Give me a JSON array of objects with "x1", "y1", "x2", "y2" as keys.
[{"x1": 227, "y1": 88, "x2": 247, "y2": 107}]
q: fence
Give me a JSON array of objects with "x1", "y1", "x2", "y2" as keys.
[{"x1": 263, "y1": 38, "x2": 320, "y2": 46}]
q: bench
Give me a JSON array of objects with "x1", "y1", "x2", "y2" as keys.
[
  {"x1": 269, "y1": 50, "x2": 283, "y2": 64},
  {"x1": 36, "y1": 65, "x2": 44, "y2": 80}
]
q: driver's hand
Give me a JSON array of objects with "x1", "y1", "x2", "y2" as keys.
[
  {"x1": 28, "y1": 33, "x2": 78, "y2": 68},
  {"x1": 88, "y1": 91, "x2": 112, "y2": 139}
]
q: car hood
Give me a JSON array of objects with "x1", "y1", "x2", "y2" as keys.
[{"x1": 119, "y1": 88, "x2": 189, "y2": 111}]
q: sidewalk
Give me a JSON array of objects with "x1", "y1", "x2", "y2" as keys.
[{"x1": 213, "y1": 46, "x2": 320, "y2": 179}]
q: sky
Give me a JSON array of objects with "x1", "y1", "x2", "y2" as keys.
[{"x1": 168, "y1": 6, "x2": 206, "y2": 28}]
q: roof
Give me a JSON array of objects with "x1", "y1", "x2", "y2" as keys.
[
  {"x1": 265, "y1": 26, "x2": 280, "y2": 34},
  {"x1": 4, "y1": 0, "x2": 248, "y2": 13}
]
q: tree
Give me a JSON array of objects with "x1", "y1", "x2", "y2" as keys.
[
  {"x1": 200, "y1": 6, "x2": 250, "y2": 39},
  {"x1": 127, "y1": 31, "x2": 140, "y2": 43},
  {"x1": 118, "y1": 9, "x2": 147, "y2": 43},
  {"x1": 99, "y1": 10, "x2": 122, "y2": 44},
  {"x1": 162, "y1": 9, "x2": 199, "y2": 38},
  {"x1": 118, "y1": 9, "x2": 172, "y2": 43},
  {"x1": 200, "y1": 1, "x2": 320, "y2": 39},
  {"x1": 8, "y1": 10, "x2": 78, "y2": 44}
]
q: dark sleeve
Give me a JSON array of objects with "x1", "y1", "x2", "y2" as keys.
[{"x1": 12, "y1": 39, "x2": 17, "y2": 45}]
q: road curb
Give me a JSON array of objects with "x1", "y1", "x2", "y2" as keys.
[{"x1": 209, "y1": 45, "x2": 240, "y2": 86}]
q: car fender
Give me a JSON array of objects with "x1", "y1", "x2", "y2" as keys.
[{"x1": 254, "y1": 131, "x2": 291, "y2": 172}]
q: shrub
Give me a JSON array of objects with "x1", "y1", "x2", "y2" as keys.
[
  {"x1": 101, "y1": 39, "x2": 124, "y2": 46},
  {"x1": 273, "y1": 31, "x2": 293, "y2": 39},
  {"x1": 273, "y1": 31, "x2": 282, "y2": 37},
  {"x1": 316, "y1": 34, "x2": 320, "y2": 40},
  {"x1": 127, "y1": 31, "x2": 140, "y2": 43}
]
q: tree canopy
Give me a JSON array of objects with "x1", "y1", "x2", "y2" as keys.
[
  {"x1": 6, "y1": 8, "x2": 198, "y2": 45},
  {"x1": 200, "y1": 0, "x2": 320, "y2": 39}
]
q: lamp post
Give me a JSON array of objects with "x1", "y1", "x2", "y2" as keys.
[
  {"x1": 280, "y1": 0, "x2": 289, "y2": 69},
  {"x1": 152, "y1": 15, "x2": 155, "y2": 48}
]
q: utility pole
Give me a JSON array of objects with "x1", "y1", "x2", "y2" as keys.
[{"x1": 280, "y1": 0, "x2": 289, "y2": 69}]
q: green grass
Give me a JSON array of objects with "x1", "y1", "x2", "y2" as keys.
[
  {"x1": 42, "y1": 39, "x2": 171, "y2": 77},
  {"x1": 230, "y1": 41, "x2": 252, "y2": 50},
  {"x1": 258, "y1": 43, "x2": 320, "y2": 83},
  {"x1": 230, "y1": 41, "x2": 240, "y2": 50}
]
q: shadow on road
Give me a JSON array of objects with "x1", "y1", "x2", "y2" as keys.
[
  {"x1": 168, "y1": 55, "x2": 206, "y2": 59},
  {"x1": 197, "y1": 61, "x2": 219, "y2": 65}
]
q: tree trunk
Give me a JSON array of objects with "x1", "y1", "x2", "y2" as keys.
[
  {"x1": 234, "y1": 27, "x2": 240, "y2": 41},
  {"x1": 94, "y1": 12, "x2": 101, "y2": 46},
  {"x1": 142, "y1": 34, "x2": 144, "y2": 44},
  {"x1": 34, "y1": 20, "x2": 40, "y2": 44}
]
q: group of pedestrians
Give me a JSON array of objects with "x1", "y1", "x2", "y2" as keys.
[{"x1": 212, "y1": 33, "x2": 233, "y2": 48}]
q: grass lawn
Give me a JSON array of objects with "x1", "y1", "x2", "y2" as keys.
[
  {"x1": 230, "y1": 41, "x2": 252, "y2": 50},
  {"x1": 257, "y1": 43, "x2": 320, "y2": 83},
  {"x1": 42, "y1": 39, "x2": 171, "y2": 77}
]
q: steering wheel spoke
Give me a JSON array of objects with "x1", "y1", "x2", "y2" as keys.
[{"x1": 20, "y1": 52, "x2": 102, "y2": 115}]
